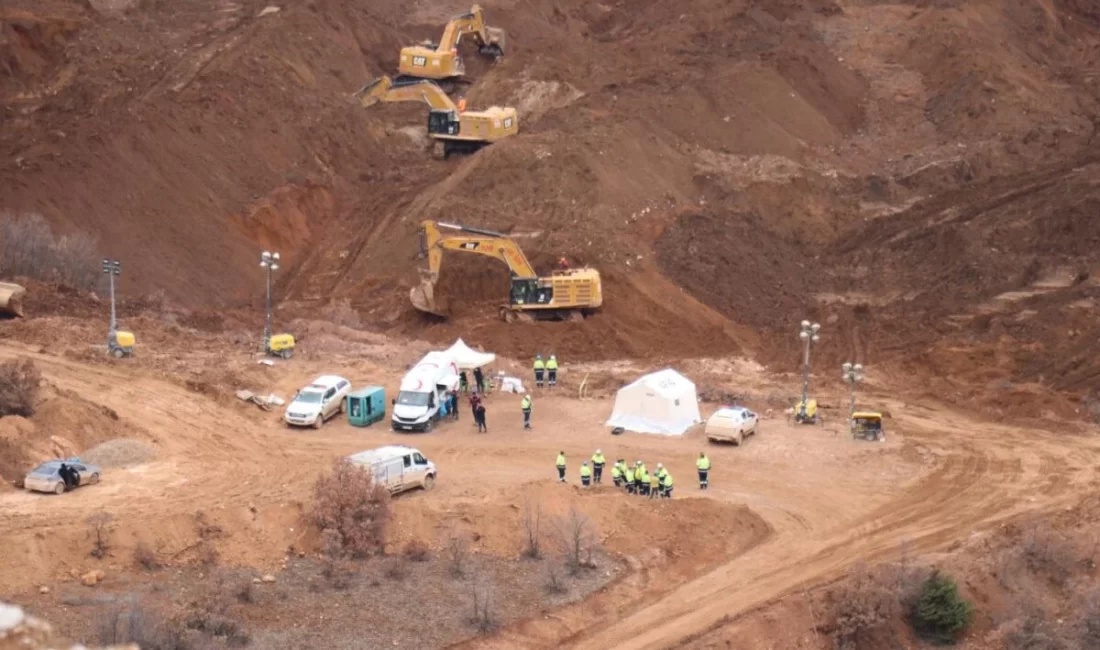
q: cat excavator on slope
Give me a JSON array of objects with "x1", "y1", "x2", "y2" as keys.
[
  {"x1": 410, "y1": 220, "x2": 603, "y2": 323},
  {"x1": 396, "y1": 4, "x2": 506, "y2": 89},
  {"x1": 354, "y1": 76, "x2": 518, "y2": 158}
]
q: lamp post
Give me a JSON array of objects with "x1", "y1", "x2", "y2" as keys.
[
  {"x1": 841, "y1": 362, "x2": 864, "y2": 417},
  {"x1": 797, "y1": 320, "x2": 821, "y2": 413},
  {"x1": 260, "y1": 251, "x2": 280, "y2": 351},
  {"x1": 102, "y1": 258, "x2": 120, "y2": 346}
]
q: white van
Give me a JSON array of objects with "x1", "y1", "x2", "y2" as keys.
[
  {"x1": 347, "y1": 445, "x2": 437, "y2": 494},
  {"x1": 391, "y1": 351, "x2": 458, "y2": 432}
]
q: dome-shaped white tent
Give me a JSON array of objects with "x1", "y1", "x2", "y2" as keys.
[{"x1": 605, "y1": 368, "x2": 701, "y2": 435}]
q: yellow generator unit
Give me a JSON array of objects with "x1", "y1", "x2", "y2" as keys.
[
  {"x1": 109, "y1": 331, "x2": 135, "y2": 358},
  {"x1": 267, "y1": 333, "x2": 295, "y2": 359}
]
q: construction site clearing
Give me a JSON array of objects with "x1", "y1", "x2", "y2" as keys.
[{"x1": 4, "y1": 0, "x2": 1100, "y2": 648}]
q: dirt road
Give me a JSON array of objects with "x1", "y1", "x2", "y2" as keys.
[{"x1": 1, "y1": 339, "x2": 1097, "y2": 650}]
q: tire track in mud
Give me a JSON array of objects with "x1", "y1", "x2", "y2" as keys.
[{"x1": 466, "y1": 407, "x2": 1100, "y2": 650}]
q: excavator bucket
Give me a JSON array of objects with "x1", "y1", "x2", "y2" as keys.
[
  {"x1": 480, "y1": 27, "x2": 505, "y2": 57},
  {"x1": 352, "y1": 77, "x2": 390, "y2": 107},
  {"x1": 0, "y1": 282, "x2": 26, "y2": 318},
  {"x1": 410, "y1": 277, "x2": 449, "y2": 316}
]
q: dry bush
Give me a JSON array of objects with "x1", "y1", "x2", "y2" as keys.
[
  {"x1": 522, "y1": 492, "x2": 543, "y2": 560},
  {"x1": 321, "y1": 558, "x2": 353, "y2": 590},
  {"x1": 468, "y1": 574, "x2": 497, "y2": 633},
  {"x1": 1020, "y1": 526, "x2": 1079, "y2": 587},
  {"x1": 827, "y1": 566, "x2": 901, "y2": 650},
  {"x1": 383, "y1": 558, "x2": 408, "y2": 582},
  {"x1": 445, "y1": 528, "x2": 471, "y2": 578},
  {"x1": 98, "y1": 602, "x2": 188, "y2": 650},
  {"x1": 0, "y1": 212, "x2": 101, "y2": 290},
  {"x1": 0, "y1": 358, "x2": 40, "y2": 417},
  {"x1": 311, "y1": 458, "x2": 392, "y2": 558},
  {"x1": 185, "y1": 610, "x2": 250, "y2": 647},
  {"x1": 403, "y1": 539, "x2": 431, "y2": 562},
  {"x1": 1004, "y1": 613, "x2": 1072, "y2": 650},
  {"x1": 235, "y1": 581, "x2": 255, "y2": 604},
  {"x1": 133, "y1": 542, "x2": 162, "y2": 571},
  {"x1": 553, "y1": 505, "x2": 598, "y2": 575},
  {"x1": 544, "y1": 560, "x2": 567, "y2": 595},
  {"x1": 86, "y1": 512, "x2": 114, "y2": 559}
]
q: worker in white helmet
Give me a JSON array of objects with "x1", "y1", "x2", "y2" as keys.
[{"x1": 591, "y1": 449, "x2": 606, "y2": 484}]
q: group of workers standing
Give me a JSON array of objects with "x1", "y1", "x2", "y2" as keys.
[
  {"x1": 555, "y1": 450, "x2": 714, "y2": 498},
  {"x1": 532, "y1": 354, "x2": 559, "y2": 389}
]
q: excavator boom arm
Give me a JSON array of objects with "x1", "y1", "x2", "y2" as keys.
[
  {"x1": 354, "y1": 76, "x2": 457, "y2": 111},
  {"x1": 436, "y1": 5, "x2": 505, "y2": 53},
  {"x1": 420, "y1": 220, "x2": 537, "y2": 279}
]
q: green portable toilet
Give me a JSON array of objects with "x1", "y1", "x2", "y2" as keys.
[{"x1": 346, "y1": 386, "x2": 385, "y2": 427}]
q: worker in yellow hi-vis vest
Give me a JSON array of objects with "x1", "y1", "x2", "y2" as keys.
[
  {"x1": 533, "y1": 355, "x2": 545, "y2": 388},
  {"x1": 546, "y1": 354, "x2": 559, "y2": 387}
]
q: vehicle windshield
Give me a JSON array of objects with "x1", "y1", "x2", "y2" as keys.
[
  {"x1": 31, "y1": 463, "x2": 58, "y2": 476},
  {"x1": 295, "y1": 391, "x2": 324, "y2": 404},
  {"x1": 397, "y1": 391, "x2": 431, "y2": 407}
]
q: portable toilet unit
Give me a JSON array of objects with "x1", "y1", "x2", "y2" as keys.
[{"x1": 347, "y1": 386, "x2": 385, "y2": 427}]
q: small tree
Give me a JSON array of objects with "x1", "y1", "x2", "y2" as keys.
[
  {"x1": 911, "y1": 570, "x2": 973, "y2": 644},
  {"x1": 468, "y1": 573, "x2": 496, "y2": 633},
  {"x1": 522, "y1": 492, "x2": 542, "y2": 559},
  {"x1": 311, "y1": 458, "x2": 392, "y2": 558},
  {"x1": 553, "y1": 504, "x2": 597, "y2": 575},
  {"x1": 87, "y1": 512, "x2": 114, "y2": 559},
  {"x1": 445, "y1": 527, "x2": 470, "y2": 578},
  {"x1": 0, "y1": 358, "x2": 40, "y2": 417}
]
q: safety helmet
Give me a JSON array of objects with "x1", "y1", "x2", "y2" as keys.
[
  {"x1": 657, "y1": 462, "x2": 663, "y2": 468},
  {"x1": 550, "y1": 354, "x2": 556, "y2": 359},
  {"x1": 596, "y1": 449, "x2": 601, "y2": 454},
  {"x1": 525, "y1": 394, "x2": 531, "y2": 399},
  {"x1": 583, "y1": 460, "x2": 588, "y2": 465},
  {"x1": 536, "y1": 354, "x2": 542, "y2": 359}
]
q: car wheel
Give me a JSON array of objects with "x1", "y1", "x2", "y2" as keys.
[
  {"x1": 423, "y1": 475, "x2": 435, "y2": 491},
  {"x1": 89, "y1": 473, "x2": 100, "y2": 485},
  {"x1": 313, "y1": 415, "x2": 324, "y2": 429},
  {"x1": 424, "y1": 418, "x2": 434, "y2": 433},
  {"x1": 281, "y1": 348, "x2": 292, "y2": 360},
  {"x1": 112, "y1": 348, "x2": 124, "y2": 359},
  {"x1": 53, "y1": 482, "x2": 65, "y2": 495}
]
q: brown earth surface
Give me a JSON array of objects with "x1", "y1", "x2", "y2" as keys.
[{"x1": 4, "y1": 0, "x2": 1100, "y2": 647}]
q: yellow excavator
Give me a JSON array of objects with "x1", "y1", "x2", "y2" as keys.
[
  {"x1": 411, "y1": 220, "x2": 603, "y2": 322},
  {"x1": 397, "y1": 4, "x2": 505, "y2": 89},
  {"x1": 354, "y1": 75, "x2": 517, "y2": 158}
]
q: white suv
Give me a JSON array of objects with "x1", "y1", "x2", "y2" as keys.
[{"x1": 284, "y1": 375, "x2": 351, "y2": 429}]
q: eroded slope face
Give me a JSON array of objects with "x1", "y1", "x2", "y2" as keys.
[{"x1": 3, "y1": 0, "x2": 1100, "y2": 374}]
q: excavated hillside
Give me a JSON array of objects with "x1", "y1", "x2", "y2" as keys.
[{"x1": 4, "y1": 0, "x2": 1100, "y2": 402}]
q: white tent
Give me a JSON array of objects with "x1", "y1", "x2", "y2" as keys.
[
  {"x1": 444, "y1": 338, "x2": 496, "y2": 370},
  {"x1": 605, "y1": 368, "x2": 701, "y2": 436}
]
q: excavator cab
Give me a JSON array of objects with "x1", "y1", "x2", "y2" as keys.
[
  {"x1": 427, "y1": 109, "x2": 461, "y2": 136},
  {"x1": 510, "y1": 278, "x2": 552, "y2": 306}
]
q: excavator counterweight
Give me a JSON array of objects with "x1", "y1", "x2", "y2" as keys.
[{"x1": 410, "y1": 220, "x2": 602, "y2": 322}]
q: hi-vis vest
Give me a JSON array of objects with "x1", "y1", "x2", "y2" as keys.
[
  {"x1": 697, "y1": 456, "x2": 711, "y2": 470},
  {"x1": 546, "y1": 358, "x2": 558, "y2": 370},
  {"x1": 592, "y1": 453, "x2": 606, "y2": 466},
  {"x1": 624, "y1": 466, "x2": 634, "y2": 481},
  {"x1": 556, "y1": 453, "x2": 566, "y2": 468},
  {"x1": 611, "y1": 464, "x2": 622, "y2": 478},
  {"x1": 662, "y1": 472, "x2": 674, "y2": 487},
  {"x1": 580, "y1": 465, "x2": 591, "y2": 478},
  {"x1": 521, "y1": 397, "x2": 532, "y2": 411},
  {"x1": 534, "y1": 359, "x2": 545, "y2": 370}
]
